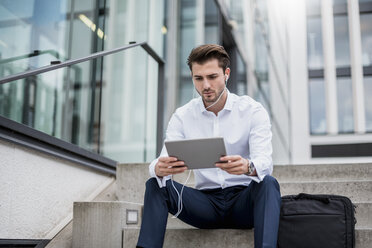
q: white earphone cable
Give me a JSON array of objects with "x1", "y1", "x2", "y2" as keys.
[{"x1": 171, "y1": 170, "x2": 192, "y2": 218}]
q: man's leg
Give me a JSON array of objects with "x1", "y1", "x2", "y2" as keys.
[
  {"x1": 137, "y1": 178, "x2": 224, "y2": 248},
  {"x1": 226, "y1": 176, "x2": 281, "y2": 248}
]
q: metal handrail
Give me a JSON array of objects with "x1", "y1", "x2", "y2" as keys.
[{"x1": 0, "y1": 41, "x2": 164, "y2": 84}]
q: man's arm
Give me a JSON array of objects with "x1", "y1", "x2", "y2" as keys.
[
  {"x1": 149, "y1": 112, "x2": 187, "y2": 187},
  {"x1": 216, "y1": 105, "x2": 272, "y2": 181}
]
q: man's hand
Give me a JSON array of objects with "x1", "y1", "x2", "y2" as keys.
[
  {"x1": 216, "y1": 155, "x2": 257, "y2": 176},
  {"x1": 155, "y1": 156, "x2": 188, "y2": 177}
]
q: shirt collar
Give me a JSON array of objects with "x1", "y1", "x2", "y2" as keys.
[{"x1": 198, "y1": 89, "x2": 235, "y2": 113}]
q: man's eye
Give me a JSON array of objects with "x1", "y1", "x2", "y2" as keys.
[{"x1": 195, "y1": 78, "x2": 202, "y2": 81}]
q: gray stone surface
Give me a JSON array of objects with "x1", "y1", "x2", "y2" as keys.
[
  {"x1": 280, "y1": 180, "x2": 372, "y2": 202},
  {"x1": 123, "y1": 227, "x2": 371, "y2": 248},
  {"x1": 45, "y1": 221, "x2": 73, "y2": 248},
  {"x1": 117, "y1": 163, "x2": 148, "y2": 203},
  {"x1": 145, "y1": 162, "x2": 372, "y2": 185},
  {"x1": 273, "y1": 163, "x2": 372, "y2": 182},
  {"x1": 72, "y1": 202, "x2": 142, "y2": 248},
  {"x1": 123, "y1": 228, "x2": 254, "y2": 248},
  {"x1": 354, "y1": 202, "x2": 372, "y2": 228},
  {"x1": 355, "y1": 228, "x2": 372, "y2": 248},
  {"x1": 46, "y1": 180, "x2": 118, "y2": 248}
]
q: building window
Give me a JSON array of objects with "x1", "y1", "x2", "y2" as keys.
[
  {"x1": 336, "y1": 77, "x2": 354, "y2": 133},
  {"x1": 333, "y1": 2, "x2": 351, "y2": 67},
  {"x1": 309, "y1": 78, "x2": 327, "y2": 134},
  {"x1": 360, "y1": 0, "x2": 372, "y2": 132},
  {"x1": 360, "y1": 6, "x2": 372, "y2": 66},
  {"x1": 307, "y1": 0, "x2": 326, "y2": 134}
]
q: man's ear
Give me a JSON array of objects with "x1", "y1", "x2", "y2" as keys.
[{"x1": 224, "y1": 67, "x2": 231, "y2": 81}]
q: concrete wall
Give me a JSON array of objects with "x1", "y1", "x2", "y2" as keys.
[{"x1": 0, "y1": 139, "x2": 115, "y2": 240}]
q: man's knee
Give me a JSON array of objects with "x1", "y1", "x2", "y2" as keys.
[
  {"x1": 145, "y1": 177, "x2": 159, "y2": 189},
  {"x1": 260, "y1": 175, "x2": 280, "y2": 191},
  {"x1": 262, "y1": 175, "x2": 278, "y2": 184}
]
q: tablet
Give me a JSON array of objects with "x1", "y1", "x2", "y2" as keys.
[{"x1": 164, "y1": 137, "x2": 227, "y2": 170}]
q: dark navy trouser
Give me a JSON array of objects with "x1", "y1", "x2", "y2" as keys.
[{"x1": 137, "y1": 175, "x2": 281, "y2": 248}]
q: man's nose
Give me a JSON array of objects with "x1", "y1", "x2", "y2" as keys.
[{"x1": 202, "y1": 79, "x2": 211, "y2": 89}]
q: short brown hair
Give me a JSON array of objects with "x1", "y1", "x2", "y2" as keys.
[{"x1": 187, "y1": 44, "x2": 230, "y2": 72}]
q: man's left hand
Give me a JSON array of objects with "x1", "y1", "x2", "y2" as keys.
[{"x1": 216, "y1": 155, "x2": 257, "y2": 176}]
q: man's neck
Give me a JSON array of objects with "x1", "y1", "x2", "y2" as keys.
[{"x1": 204, "y1": 91, "x2": 228, "y2": 116}]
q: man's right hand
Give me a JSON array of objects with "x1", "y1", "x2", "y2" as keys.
[{"x1": 155, "y1": 156, "x2": 188, "y2": 177}]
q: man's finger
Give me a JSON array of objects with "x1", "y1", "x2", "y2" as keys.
[
  {"x1": 219, "y1": 155, "x2": 241, "y2": 162},
  {"x1": 215, "y1": 161, "x2": 241, "y2": 169},
  {"x1": 163, "y1": 166, "x2": 187, "y2": 174},
  {"x1": 226, "y1": 167, "x2": 245, "y2": 174},
  {"x1": 159, "y1": 156, "x2": 178, "y2": 162}
]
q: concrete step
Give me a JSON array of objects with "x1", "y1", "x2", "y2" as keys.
[
  {"x1": 172, "y1": 162, "x2": 372, "y2": 184},
  {"x1": 273, "y1": 163, "x2": 372, "y2": 182},
  {"x1": 355, "y1": 202, "x2": 372, "y2": 228},
  {"x1": 117, "y1": 166, "x2": 372, "y2": 205},
  {"x1": 72, "y1": 199, "x2": 371, "y2": 247},
  {"x1": 123, "y1": 227, "x2": 372, "y2": 248},
  {"x1": 112, "y1": 163, "x2": 372, "y2": 247},
  {"x1": 116, "y1": 163, "x2": 372, "y2": 202},
  {"x1": 280, "y1": 180, "x2": 372, "y2": 202},
  {"x1": 117, "y1": 163, "x2": 148, "y2": 203},
  {"x1": 72, "y1": 201, "x2": 142, "y2": 248}
]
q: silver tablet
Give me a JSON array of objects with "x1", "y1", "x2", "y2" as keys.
[{"x1": 164, "y1": 137, "x2": 227, "y2": 170}]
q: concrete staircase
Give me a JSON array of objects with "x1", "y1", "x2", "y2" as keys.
[{"x1": 72, "y1": 163, "x2": 372, "y2": 248}]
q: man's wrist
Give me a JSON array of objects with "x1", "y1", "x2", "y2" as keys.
[{"x1": 244, "y1": 159, "x2": 255, "y2": 176}]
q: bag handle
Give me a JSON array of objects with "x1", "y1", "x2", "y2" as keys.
[{"x1": 294, "y1": 193, "x2": 330, "y2": 204}]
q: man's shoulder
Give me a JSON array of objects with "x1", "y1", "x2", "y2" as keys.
[
  {"x1": 232, "y1": 94, "x2": 265, "y2": 112},
  {"x1": 174, "y1": 98, "x2": 200, "y2": 117}
]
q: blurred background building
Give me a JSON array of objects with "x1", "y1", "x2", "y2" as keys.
[{"x1": 1, "y1": 0, "x2": 372, "y2": 245}]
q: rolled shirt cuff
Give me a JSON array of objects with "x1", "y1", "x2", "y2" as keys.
[
  {"x1": 149, "y1": 158, "x2": 171, "y2": 188},
  {"x1": 248, "y1": 159, "x2": 271, "y2": 183}
]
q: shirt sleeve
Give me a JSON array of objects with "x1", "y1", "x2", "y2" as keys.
[
  {"x1": 248, "y1": 105, "x2": 273, "y2": 182},
  {"x1": 149, "y1": 113, "x2": 185, "y2": 188}
]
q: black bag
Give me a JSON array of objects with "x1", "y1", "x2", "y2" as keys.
[{"x1": 277, "y1": 193, "x2": 356, "y2": 248}]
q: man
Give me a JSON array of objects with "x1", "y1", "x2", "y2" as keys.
[{"x1": 137, "y1": 44, "x2": 281, "y2": 248}]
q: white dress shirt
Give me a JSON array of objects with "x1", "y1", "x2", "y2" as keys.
[{"x1": 149, "y1": 91, "x2": 273, "y2": 190}]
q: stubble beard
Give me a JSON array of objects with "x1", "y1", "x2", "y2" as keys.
[{"x1": 202, "y1": 87, "x2": 225, "y2": 103}]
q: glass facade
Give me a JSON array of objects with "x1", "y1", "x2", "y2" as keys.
[
  {"x1": 360, "y1": 11, "x2": 372, "y2": 66},
  {"x1": 306, "y1": 0, "x2": 324, "y2": 70},
  {"x1": 307, "y1": 0, "x2": 326, "y2": 134},
  {"x1": 360, "y1": 0, "x2": 372, "y2": 132},
  {"x1": 336, "y1": 77, "x2": 354, "y2": 133},
  {"x1": 254, "y1": 2, "x2": 270, "y2": 105},
  {"x1": 333, "y1": 8, "x2": 351, "y2": 67},
  {"x1": 178, "y1": 0, "x2": 197, "y2": 107},
  {"x1": 309, "y1": 78, "x2": 327, "y2": 134},
  {"x1": 364, "y1": 76, "x2": 372, "y2": 132}
]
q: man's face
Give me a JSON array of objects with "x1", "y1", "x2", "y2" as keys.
[{"x1": 191, "y1": 59, "x2": 230, "y2": 104}]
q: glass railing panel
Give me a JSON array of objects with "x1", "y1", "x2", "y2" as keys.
[
  {"x1": 0, "y1": 0, "x2": 107, "y2": 77},
  {"x1": 100, "y1": 46, "x2": 159, "y2": 163},
  {"x1": 0, "y1": 68, "x2": 68, "y2": 139},
  {"x1": 0, "y1": 0, "x2": 72, "y2": 74},
  {"x1": 0, "y1": 44, "x2": 161, "y2": 163}
]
